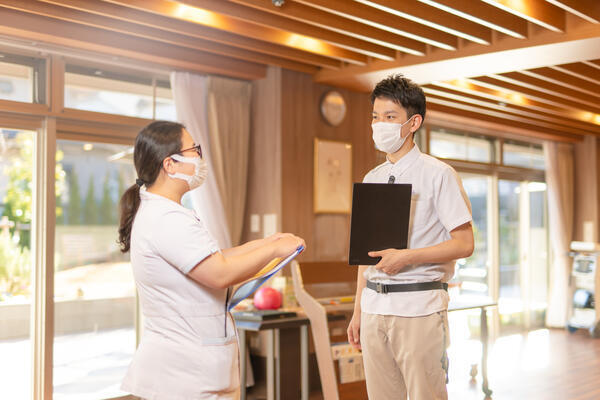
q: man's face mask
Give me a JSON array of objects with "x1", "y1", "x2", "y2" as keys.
[
  {"x1": 372, "y1": 115, "x2": 416, "y2": 154},
  {"x1": 168, "y1": 154, "x2": 208, "y2": 190}
]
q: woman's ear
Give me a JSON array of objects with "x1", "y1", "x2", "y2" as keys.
[{"x1": 162, "y1": 156, "x2": 176, "y2": 174}]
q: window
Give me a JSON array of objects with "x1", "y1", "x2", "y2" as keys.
[
  {"x1": 0, "y1": 127, "x2": 35, "y2": 400},
  {"x1": 65, "y1": 65, "x2": 176, "y2": 120},
  {"x1": 0, "y1": 53, "x2": 46, "y2": 103},
  {"x1": 503, "y1": 141, "x2": 545, "y2": 170},
  {"x1": 430, "y1": 129, "x2": 494, "y2": 163},
  {"x1": 54, "y1": 140, "x2": 137, "y2": 399},
  {"x1": 455, "y1": 174, "x2": 490, "y2": 296}
]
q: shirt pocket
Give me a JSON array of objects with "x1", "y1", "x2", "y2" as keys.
[
  {"x1": 409, "y1": 193, "x2": 433, "y2": 233},
  {"x1": 194, "y1": 335, "x2": 240, "y2": 393}
]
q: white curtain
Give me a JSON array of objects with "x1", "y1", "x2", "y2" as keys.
[
  {"x1": 543, "y1": 141, "x2": 574, "y2": 327},
  {"x1": 170, "y1": 71, "x2": 232, "y2": 249},
  {"x1": 207, "y1": 77, "x2": 252, "y2": 246}
]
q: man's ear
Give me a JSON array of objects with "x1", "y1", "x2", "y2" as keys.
[{"x1": 410, "y1": 114, "x2": 423, "y2": 132}]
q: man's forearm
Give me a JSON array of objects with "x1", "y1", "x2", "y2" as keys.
[{"x1": 406, "y1": 237, "x2": 473, "y2": 266}]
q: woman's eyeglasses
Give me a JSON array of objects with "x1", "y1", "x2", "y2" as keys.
[{"x1": 178, "y1": 144, "x2": 203, "y2": 158}]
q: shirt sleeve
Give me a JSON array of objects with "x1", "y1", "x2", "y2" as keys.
[
  {"x1": 150, "y1": 210, "x2": 220, "y2": 274},
  {"x1": 434, "y1": 166, "x2": 473, "y2": 232}
]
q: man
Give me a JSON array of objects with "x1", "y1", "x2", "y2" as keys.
[{"x1": 347, "y1": 74, "x2": 474, "y2": 400}]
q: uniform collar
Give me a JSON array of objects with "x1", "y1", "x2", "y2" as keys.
[
  {"x1": 386, "y1": 144, "x2": 421, "y2": 178},
  {"x1": 140, "y1": 189, "x2": 200, "y2": 219}
]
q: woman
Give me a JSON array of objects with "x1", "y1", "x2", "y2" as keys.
[{"x1": 118, "y1": 121, "x2": 304, "y2": 400}]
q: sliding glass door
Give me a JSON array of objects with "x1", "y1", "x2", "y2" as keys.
[
  {"x1": 498, "y1": 180, "x2": 548, "y2": 333},
  {"x1": 0, "y1": 127, "x2": 35, "y2": 399},
  {"x1": 53, "y1": 139, "x2": 137, "y2": 400}
]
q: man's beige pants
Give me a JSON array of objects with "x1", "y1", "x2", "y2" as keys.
[{"x1": 360, "y1": 311, "x2": 449, "y2": 400}]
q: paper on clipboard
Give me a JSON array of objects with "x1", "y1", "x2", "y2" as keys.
[{"x1": 227, "y1": 245, "x2": 305, "y2": 311}]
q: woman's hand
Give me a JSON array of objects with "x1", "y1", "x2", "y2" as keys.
[
  {"x1": 272, "y1": 234, "x2": 305, "y2": 258},
  {"x1": 265, "y1": 232, "x2": 295, "y2": 243}
]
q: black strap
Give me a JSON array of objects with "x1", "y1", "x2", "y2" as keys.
[{"x1": 366, "y1": 280, "x2": 448, "y2": 294}]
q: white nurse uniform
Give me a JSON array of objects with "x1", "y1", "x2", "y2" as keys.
[{"x1": 121, "y1": 189, "x2": 239, "y2": 400}]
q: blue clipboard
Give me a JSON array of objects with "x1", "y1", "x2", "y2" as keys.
[{"x1": 227, "y1": 245, "x2": 305, "y2": 311}]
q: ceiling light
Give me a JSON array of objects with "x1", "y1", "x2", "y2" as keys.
[{"x1": 83, "y1": 143, "x2": 93, "y2": 151}]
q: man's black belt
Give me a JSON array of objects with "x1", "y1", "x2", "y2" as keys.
[{"x1": 366, "y1": 280, "x2": 448, "y2": 294}]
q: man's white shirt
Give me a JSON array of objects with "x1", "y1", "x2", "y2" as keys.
[{"x1": 361, "y1": 144, "x2": 472, "y2": 317}]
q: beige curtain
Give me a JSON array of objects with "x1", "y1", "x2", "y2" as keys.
[
  {"x1": 543, "y1": 141, "x2": 574, "y2": 327},
  {"x1": 207, "y1": 77, "x2": 252, "y2": 246}
]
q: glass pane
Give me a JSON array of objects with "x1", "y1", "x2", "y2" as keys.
[
  {"x1": 503, "y1": 142, "x2": 545, "y2": 170},
  {"x1": 64, "y1": 66, "x2": 173, "y2": 120},
  {"x1": 455, "y1": 174, "x2": 490, "y2": 296},
  {"x1": 155, "y1": 80, "x2": 177, "y2": 121},
  {"x1": 430, "y1": 129, "x2": 493, "y2": 163},
  {"x1": 498, "y1": 180, "x2": 522, "y2": 331},
  {"x1": 54, "y1": 140, "x2": 136, "y2": 400},
  {"x1": 0, "y1": 128, "x2": 35, "y2": 399},
  {"x1": 65, "y1": 71, "x2": 154, "y2": 118},
  {"x1": 0, "y1": 61, "x2": 34, "y2": 103},
  {"x1": 527, "y1": 182, "x2": 548, "y2": 327}
]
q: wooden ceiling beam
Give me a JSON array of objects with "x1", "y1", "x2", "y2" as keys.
[
  {"x1": 423, "y1": 84, "x2": 600, "y2": 133},
  {"x1": 521, "y1": 67, "x2": 600, "y2": 96},
  {"x1": 427, "y1": 98, "x2": 583, "y2": 142},
  {"x1": 2, "y1": 0, "x2": 319, "y2": 74},
  {"x1": 426, "y1": 108, "x2": 578, "y2": 143},
  {"x1": 103, "y1": 0, "x2": 371, "y2": 65},
  {"x1": 170, "y1": 0, "x2": 396, "y2": 61},
  {"x1": 425, "y1": 91, "x2": 599, "y2": 136},
  {"x1": 0, "y1": 7, "x2": 267, "y2": 80},
  {"x1": 354, "y1": 0, "x2": 493, "y2": 44},
  {"x1": 427, "y1": 81, "x2": 600, "y2": 128},
  {"x1": 418, "y1": 0, "x2": 529, "y2": 38},
  {"x1": 545, "y1": 0, "x2": 600, "y2": 24},
  {"x1": 39, "y1": 0, "x2": 341, "y2": 70},
  {"x1": 548, "y1": 63, "x2": 600, "y2": 85},
  {"x1": 295, "y1": 0, "x2": 458, "y2": 50},
  {"x1": 471, "y1": 74, "x2": 600, "y2": 115},
  {"x1": 481, "y1": 0, "x2": 566, "y2": 32},
  {"x1": 228, "y1": 0, "x2": 427, "y2": 56}
]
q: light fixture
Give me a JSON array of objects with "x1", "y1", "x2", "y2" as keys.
[
  {"x1": 272, "y1": 0, "x2": 285, "y2": 6},
  {"x1": 83, "y1": 143, "x2": 93, "y2": 151}
]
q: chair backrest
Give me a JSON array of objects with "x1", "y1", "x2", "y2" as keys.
[
  {"x1": 296, "y1": 261, "x2": 358, "y2": 300},
  {"x1": 296, "y1": 261, "x2": 358, "y2": 285}
]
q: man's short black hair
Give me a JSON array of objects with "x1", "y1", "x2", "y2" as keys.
[{"x1": 370, "y1": 74, "x2": 426, "y2": 122}]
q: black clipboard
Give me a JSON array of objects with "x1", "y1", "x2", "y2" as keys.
[{"x1": 348, "y1": 183, "x2": 412, "y2": 265}]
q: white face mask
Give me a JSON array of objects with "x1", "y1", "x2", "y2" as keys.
[
  {"x1": 168, "y1": 153, "x2": 208, "y2": 190},
  {"x1": 372, "y1": 116, "x2": 415, "y2": 154}
]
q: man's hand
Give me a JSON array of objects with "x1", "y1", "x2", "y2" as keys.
[
  {"x1": 369, "y1": 249, "x2": 413, "y2": 275},
  {"x1": 347, "y1": 312, "x2": 361, "y2": 350}
]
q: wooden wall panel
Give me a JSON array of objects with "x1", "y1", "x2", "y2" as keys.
[
  {"x1": 573, "y1": 136, "x2": 598, "y2": 242},
  {"x1": 280, "y1": 69, "x2": 376, "y2": 262}
]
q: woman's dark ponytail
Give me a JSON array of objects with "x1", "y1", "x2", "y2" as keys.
[
  {"x1": 118, "y1": 184, "x2": 141, "y2": 253},
  {"x1": 117, "y1": 120, "x2": 186, "y2": 253}
]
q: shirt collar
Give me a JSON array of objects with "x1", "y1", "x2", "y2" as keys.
[{"x1": 387, "y1": 144, "x2": 421, "y2": 175}]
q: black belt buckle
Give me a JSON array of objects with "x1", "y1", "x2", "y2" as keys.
[{"x1": 376, "y1": 282, "x2": 388, "y2": 294}]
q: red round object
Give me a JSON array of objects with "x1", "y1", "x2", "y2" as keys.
[{"x1": 253, "y1": 287, "x2": 282, "y2": 310}]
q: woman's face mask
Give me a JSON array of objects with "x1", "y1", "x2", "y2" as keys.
[
  {"x1": 372, "y1": 115, "x2": 415, "y2": 154},
  {"x1": 168, "y1": 154, "x2": 208, "y2": 190}
]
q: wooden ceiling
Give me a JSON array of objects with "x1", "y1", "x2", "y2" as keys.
[{"x1": 0, "y1": 0, "x2": 599, "y2": 141}]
